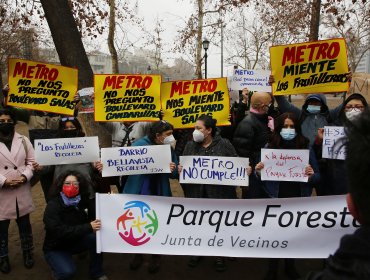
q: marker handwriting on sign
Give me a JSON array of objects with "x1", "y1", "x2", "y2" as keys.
[
  {"x1": 264, "y1": 151, "x2": 303, "y2": 166},
  {"x1": 13, "y1": 62, "x2": 59, "y2": 81}
]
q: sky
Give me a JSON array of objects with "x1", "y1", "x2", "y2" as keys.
[{"x1": 131, "y1": 0, "x2": 232, "y2": 78}]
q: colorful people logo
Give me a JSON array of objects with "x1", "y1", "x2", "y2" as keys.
[{"x1": 117, "y1": 200, "x2": 158, "y2": 246}]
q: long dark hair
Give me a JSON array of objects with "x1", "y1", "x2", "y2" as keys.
[
  {"x1": 0, "y1": 107, "x2": 17, "y2": 124},
  {"x1": 49, "y1": 170, "x2": 89, "y2": 200},
  {"x1": 197, "y1": 114, "x2": 217, "y2": 137},
  {"x1": 148, "y1": 120, "x2": 174, "y2": 143},
  {"x1": 57, "y1": 117, "x2": 85, "y2": 137},
  {"x1": 268, "y1": 112, "x2": 309, "y2": 149}
]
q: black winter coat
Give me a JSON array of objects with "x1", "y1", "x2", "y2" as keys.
[
  {"x1": 233, "y1": 112, "x2": 270, "y2": 167},
  {"x1": 43, "y1": 196, "x2": 93, "y2": 251},
  {"x1": 303, "y1": 225, "x2": 370, "y2": 280},
  {"x1": 181, "y1": 135, "x2": 238, "y2": 199}
]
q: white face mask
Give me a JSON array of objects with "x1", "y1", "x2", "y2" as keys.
[
  {"x1": 345, "y1": 110, "x2": 362, "y2": 121},
  {"x1": 163, "y1": 134, "x2": 176, "y2": 145},
  {"x1": 193, "y1": 129, "x2": 205, "y2": 143}
]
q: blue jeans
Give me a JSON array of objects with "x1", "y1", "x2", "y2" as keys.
[{"x1": 44, "y1": 233, "x2": 104, "y2": 280}]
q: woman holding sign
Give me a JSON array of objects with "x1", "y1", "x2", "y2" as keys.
[
  {"x1": 255, "y1": 112, "x2": 320, "y2": 280},
  {"x1": 123, "y1": 120, "x2": 178, "y2": 273},
  {"x1": 179, "y1": 114, "x2": 252, "y2": 272},
  {"x1": 0, "y1": 108, "x2": 35, "y2": 274},
  {"x1": 43, "y1": 170, "x2": 107, "y2": 280}
]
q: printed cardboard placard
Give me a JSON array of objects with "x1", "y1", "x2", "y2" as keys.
[
  {"x1": 94, "y1": 74, "x2": 161, "y2": 122},
  {"x1": 7, "y1": 58, "x2": 78, "y2": 115},
  {"x1": 270, "y1": 38, "x2": 349, "y2": 95},
  {"x1": 96, "y1": 194, "x2": 357, "y2": 258},
  {"x1": 161, "y1": 78, "x2": 230, "y2": 129},
  {"x1": 34, "y1": 137, "x2": 100, "y2": 165},
  {"x1": 179, "y1": 156, "x2": 249, "y2": 186}
]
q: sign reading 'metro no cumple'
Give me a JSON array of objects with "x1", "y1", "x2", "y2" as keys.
[
  {"x1": 7, "y1": 58, "x2": 78, "y2": 115},
  {"x1": 161, "y1": 78, "x2": 230, "y2": 129},
  {"x1": 94, "y1": 74, "x2": 161, "y2": 122},
  {"x1": 270, "y1": 38, "x2": 349, "y2": 95}
]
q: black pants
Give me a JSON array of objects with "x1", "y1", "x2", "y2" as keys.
[{"x1": 0, "y1": 214, "x2": 33, "y2": 257}]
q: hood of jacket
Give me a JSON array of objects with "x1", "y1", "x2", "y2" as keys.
[{"x1": 302, "y1": 94, "x2": 329, "y2": 114}]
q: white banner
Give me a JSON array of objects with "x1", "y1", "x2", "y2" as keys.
[
  {"x1": 96, "y1": 194, "x2": 358, "y2": 258},
  {"x1": 179, "y1": 156, "x2": 249, "y2": 186},
  {"x1": 322, "y1": 126, "x2": 346, "y2": 160},
  {"x1": 101, "y1": 145, "x2": 172, "y2": 177},
  {"x1": 230, "y1": 69, "x2": 271, "y2": 92},
  {"x1": 260, "y1": 149, "x2": 309, "y2": 182},
  {"x1": 34, "y1": 137, "x2": 100, "y2": 165}
]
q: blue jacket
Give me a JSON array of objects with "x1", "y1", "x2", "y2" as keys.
[
  {"x1": 258, "y1": 148, "x2": 320, "y2": 198},
  {"x1": 123, "y1": 136, "x2": 178, "y2": 196}
]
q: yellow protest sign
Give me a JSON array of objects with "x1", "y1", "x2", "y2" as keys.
[
  {"x1": 161, "y1": 78, "x2": 230, "y2": 129},
  {"x1": 7, "y1": 58, "x2": 78, "y2": 115},
  {"x1": 94, "y1": 74, "x2": 161, "y2": 122},
  {"x1": 270, "y1": 38, "x2": 349, "y2": 95}
]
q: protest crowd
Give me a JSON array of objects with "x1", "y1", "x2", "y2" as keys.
[{"x1": 1, "y1": 38, "x2": 370, "y2": 280}]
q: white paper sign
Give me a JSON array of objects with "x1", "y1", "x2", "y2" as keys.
[
  {"x1": 34, "y1": 137, "x2": 100, "y2": 165},
  {"x1": 101, "y1": 145, "x2": 172, "y2": 177},
  {"x1": 322, "y1": 126, "x2": 346, "y2": 160},
  {"x1": 230, "y1": 69, "x2": 271, "y2": 91},
  {"x1": 179, "y1": 156, "x2": 249, "y2": 186},
  {"x1": 261, "y1": 149, "x2": 309, "y2": 182},
  {"x1": 96, "y1": 194, "x2": 357, "y2": 258}
]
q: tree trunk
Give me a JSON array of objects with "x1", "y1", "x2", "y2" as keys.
[
  {"x1": 195, "y1": 0, "x2": 204, "y2": 79},
  {"x1": 40, "y1": 0, "x2": 111, "y2": 148},
  {"x1": 108, "y1": 0, "x2": 119, "y2": 74},
  {"x1": 309, "y1": 0, "x2": 321, "y2": 41}
]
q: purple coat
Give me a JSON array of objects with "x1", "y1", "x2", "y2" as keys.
[{"x1": 0, "y1": 132, "x2": 35, "y2": 220}]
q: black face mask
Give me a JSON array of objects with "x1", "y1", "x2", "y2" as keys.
[
  {"x1": 0, "y1": 123, "x2": 15, "y2": 135},
  {"x1": 62, "y1": 129, "x2": 79, "y2": 138}
]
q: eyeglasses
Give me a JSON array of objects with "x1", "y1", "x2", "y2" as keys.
[
  {"x1": 0, "y1": 119, "x2": 14, "y2": 124},
  {"x1": 61, "y1": 117, "x2": 75, "y2": 122},
  {"x1": 64, "y1": 181, "x2": 80, "y2": 186},
  {"x1": 344, "y1": 106, "x2": 364, "y2": 112}
]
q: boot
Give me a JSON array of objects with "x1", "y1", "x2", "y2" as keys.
[
  {"x1": 23, "y1": 250, "x2": 34, "y2": 269},
  {"x1": 20, "y1": 234, "x2": 34, "y2": 269},
  {"x1": 0, "y1": 256, "x2": 10, "y2": 274},
  {"x1": 285, "y1": 259, "x2": 300, "y2": 280}
]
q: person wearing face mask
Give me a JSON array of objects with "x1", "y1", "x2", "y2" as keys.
[
  {"x1": 123, "y1": 120, "x2": 178, "y2": 273},
  {"x1": 0, "y1": 108, "x2": 35, "y2": 274},
  {"x1": 255, "y1": 113, "x2": 320, "y2": 280},
  {"x1": 33, "y1": 117, "x2": 103, "y2": 205},
  {"x1": 269, "y1": 76, "x2": 343, "y2": 147},
  {"x1": 233, "y1": 91, "x2": 273, "y2": 199},
  {"x1": 43, "y1": 170, "x2": 108, "y2": 280},
  {"x1": 180, "y1": 115, "x2": 252, "y2": 272},
  {"x1": 312, "y1": 93, "x2": 368, "y2": 195}
]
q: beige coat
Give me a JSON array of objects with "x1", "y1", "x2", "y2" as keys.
[{"x1": 0, "y1": 132, "x2": 35, "y2": 220}]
